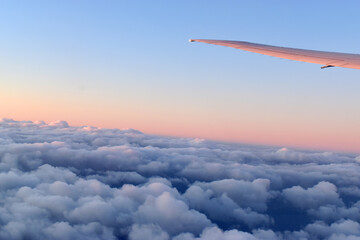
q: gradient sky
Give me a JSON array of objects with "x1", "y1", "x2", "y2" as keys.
[{"x1": 1, "y1": 0, "x2": 360, "y2": 153}]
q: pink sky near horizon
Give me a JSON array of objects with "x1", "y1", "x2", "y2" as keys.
[{"x1": 1, "y1": 90, "x2": 359, "y2": 154}]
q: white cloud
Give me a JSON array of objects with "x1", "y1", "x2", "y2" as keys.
[
  {"x1": 129, "y1": 224, "x2": 169, "y2": 240},
  {"x1": 0, "y1": 119, "x2": 359, "y2": 239},
  {"x1": 283, "y1": 181, "x2": 343, "y2": 209}
]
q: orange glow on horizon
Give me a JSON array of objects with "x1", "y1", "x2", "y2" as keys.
[{"x1": 1, "y1": 90, "x2": 359, "y2": 154}]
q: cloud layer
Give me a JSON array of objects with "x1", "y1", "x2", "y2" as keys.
[{"x1": 0, "y1": 118, "x2": 359, "y2": 239}]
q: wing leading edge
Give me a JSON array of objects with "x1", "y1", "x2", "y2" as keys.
[{"x1": 189, "y1": 39, "x2": 360, "y2": 69}]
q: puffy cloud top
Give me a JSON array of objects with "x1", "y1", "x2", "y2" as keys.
[{"x1": 0, "y1": 119, "x2": 359, "y2": 239}]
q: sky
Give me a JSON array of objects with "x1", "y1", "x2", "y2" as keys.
[{"x1": 1, "y1": 1, "x2": 360, "y2": 153}]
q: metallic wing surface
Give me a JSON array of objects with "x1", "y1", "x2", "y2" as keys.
[{"x1": 189, "y1": 39, "x2": 360, "y2": 69}]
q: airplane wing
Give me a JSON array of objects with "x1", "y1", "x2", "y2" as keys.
[{"x1": 189, "y1": 39, "x2": 360, "y2": 69}]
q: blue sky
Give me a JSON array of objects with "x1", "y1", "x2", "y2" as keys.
[{"x1": 0, "y1": 1, "x2": 360, "y2": 152}]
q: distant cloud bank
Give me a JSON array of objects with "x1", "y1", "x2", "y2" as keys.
[{"x1": 0, "y1": 118, "x2": 359, "y2": 239}]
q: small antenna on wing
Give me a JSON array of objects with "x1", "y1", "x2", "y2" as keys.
[{"x1": 321, "y1": 65, "x2": 335, "y2": 69}]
